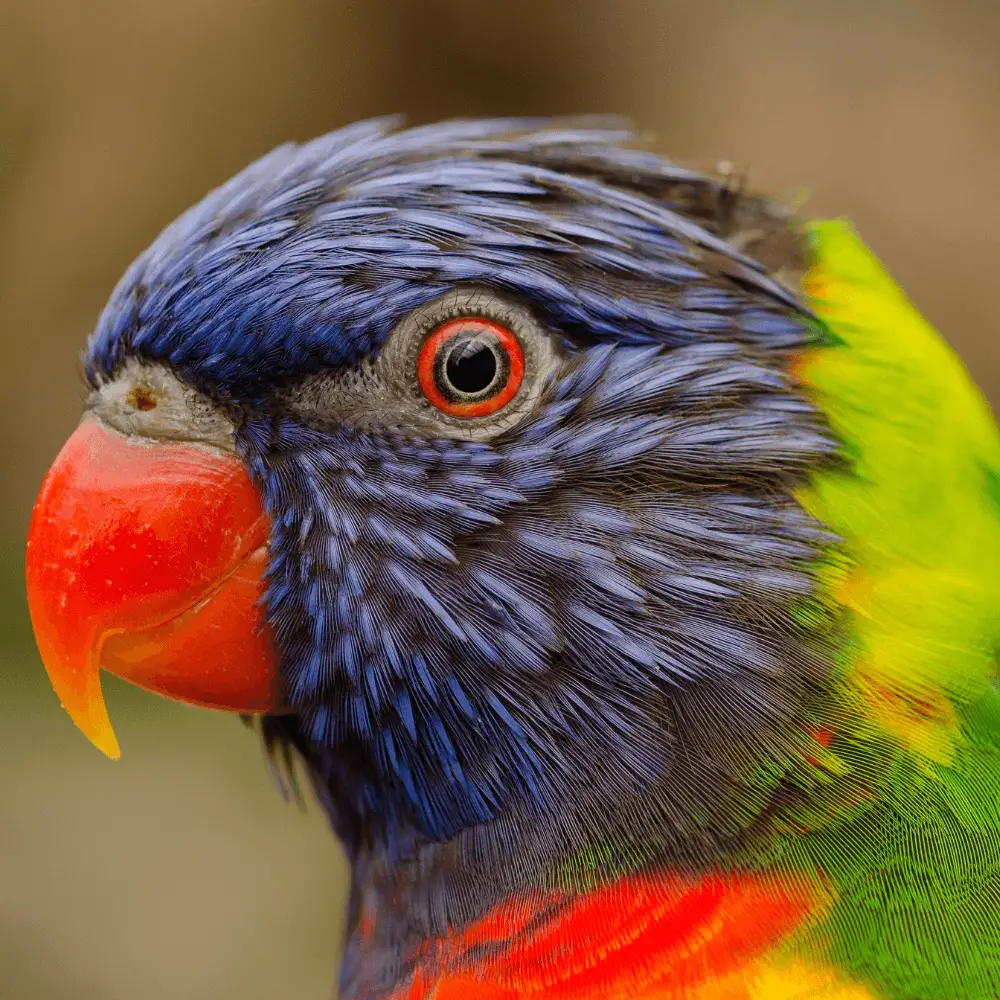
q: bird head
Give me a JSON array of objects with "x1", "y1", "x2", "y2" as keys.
[{"x1": 26, "y1": 119, "x2": 837, "y2": 854}]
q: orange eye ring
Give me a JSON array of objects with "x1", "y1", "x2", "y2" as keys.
[{"x1": 417, "y1": 317, "x2": 525, "y2": 418}]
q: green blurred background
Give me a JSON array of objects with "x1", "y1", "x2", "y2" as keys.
[{"x1": 1, "y1": 1, "x2": 998, "y2": 997}]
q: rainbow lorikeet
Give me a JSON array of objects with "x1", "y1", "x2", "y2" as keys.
[{"x1": 25, "y1": 118, "x2": 1000, "y2": 999}]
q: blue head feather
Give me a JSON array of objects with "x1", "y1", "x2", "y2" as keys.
[
  {"x1": 88, "y1": 117, "x2": 802, "y2": 396},
  {"x1": 85, "y1": 119, "x2": 837, "y2": 873}
]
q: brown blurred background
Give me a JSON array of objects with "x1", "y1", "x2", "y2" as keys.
[{"x1": 1, "y1": 1, "x2": 998, "y2": 997}]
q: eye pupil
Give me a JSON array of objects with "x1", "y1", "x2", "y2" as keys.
[{"x1": 445, "y1": 336, "x2": 498, "y2": 395}]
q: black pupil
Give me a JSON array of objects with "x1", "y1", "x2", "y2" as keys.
[{"x1": 445, "y1": 335, "x2": 498, "y2": 395}]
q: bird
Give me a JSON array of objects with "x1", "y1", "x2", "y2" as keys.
[{"x1": 24, "y1": 117, "x2": 1000, "y2": 999}]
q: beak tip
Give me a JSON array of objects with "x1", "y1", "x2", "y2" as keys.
[
  {"x1": 53, "y1": 688, "x2": 121, "y2": 760},
  {"x1": 96, "y1": 732, "x2": 122, "y2": 761},
  {"x1": 78, "y1": 718, "x2": 121, "y2": 761}
]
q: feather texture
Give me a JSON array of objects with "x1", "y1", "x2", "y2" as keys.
[{"x1": 84, "y1": 120, "x2": 1000, "y2": 999}]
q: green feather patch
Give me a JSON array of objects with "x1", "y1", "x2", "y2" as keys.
[{"x1": 771, "y1": 220, "x2": 1000, "y2": 999}]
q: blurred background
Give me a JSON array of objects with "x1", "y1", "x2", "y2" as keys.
[{"x1": 1, "y1": 1, "x2": 998, "y2": 997}]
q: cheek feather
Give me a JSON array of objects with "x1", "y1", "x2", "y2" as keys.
[{"x1": 247, "y1": 333, "x2": 836, "y2": 846}]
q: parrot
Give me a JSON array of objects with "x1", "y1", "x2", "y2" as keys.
[{"x1": 23, "y1": 117, "x2": 1000, "y2": 1000}]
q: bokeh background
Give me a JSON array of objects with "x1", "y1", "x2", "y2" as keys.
[{"x1": 1, "y1": 1, "x2": 998, "y2": 997}]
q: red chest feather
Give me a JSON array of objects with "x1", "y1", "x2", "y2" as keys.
[{"x1": 390, "y1": 871, "x2": 857, "y2": 1000}]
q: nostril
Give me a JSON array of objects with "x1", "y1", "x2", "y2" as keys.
[{"x1": 126, "y1": 387, "x2": 157, "y2": 412}]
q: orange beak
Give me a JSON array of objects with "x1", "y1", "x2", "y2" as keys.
[{"x1": 25, "y1": 417, "x2": 280, "y2": 759}]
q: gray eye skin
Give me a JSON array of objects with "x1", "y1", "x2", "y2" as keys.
[
  {"x1": 86, "y1": 359, "x2": 237, "y2": 452},
  {"x1": 280, "y1": 287, "x2": 563, "y2": 443}
]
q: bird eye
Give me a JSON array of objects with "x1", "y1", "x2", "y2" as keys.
[{"x1": 417, "y1": 317, "x2": 525, "y2": 417}]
